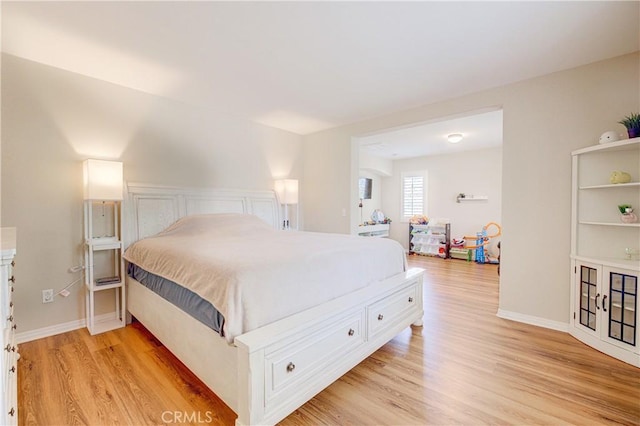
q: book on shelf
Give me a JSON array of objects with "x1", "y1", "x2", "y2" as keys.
[{"x1": 95, "y1": 276, "x2": 121, "y2": 285}]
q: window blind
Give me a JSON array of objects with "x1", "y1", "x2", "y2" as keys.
[{"x1": 402, "y1": 175, "x2": 424, "y2": 218}]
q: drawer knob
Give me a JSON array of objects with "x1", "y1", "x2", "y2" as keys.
[
  {"x1": 408, "y1": 297, "x2": 414, "y2": 303},
  {"x1": 4, "y1": 344, "x2": 10, "y2": 352},
  {"x1": 12, "y1": 324, "x2": 17, "y2": 330},
  {"x1": 9, "y1": 276, "x2": 15, "y2": 283},
  {"x1": 377, "y1": 314, "x2": 384, "y2": 321},
  {"x1": 286, "y1": 362, "x2": 296, "y2": 373},
  {"x1": 9, "y1": 366, "x2": 15, "y2": 373},
  {"x1": 8, "y1": 407, "x2": 15, "y2": 417},
  {"x1": 11, "y1": 260, "x2": 15, "y2": 267},
  {"x1": 11, "y1": 346, "x2": 16, "y2": 352},
  {"x1": 348, "y1": 328, "x2": 355, "y2": 336},
  {"x1": 9, "y1": 301, "x2": 13, "y2": 308},
  {"x1": 8, "y1": 315, "x2": 13, "y2": 322}
]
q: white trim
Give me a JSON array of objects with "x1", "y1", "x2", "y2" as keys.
[
  {"x1": 496, "y1": 309, "x2": 569, "y2": 333},
  {"x1": 16, "y1": 312, "x2": 116, "y2": 344}
]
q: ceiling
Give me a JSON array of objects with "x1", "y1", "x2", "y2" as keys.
[
  {"x1": 358, "y1": 108, "x2": 503, "y2": 160},
  {"x1": 2, "y1": 2, "x2": 639, "y2": 135}
]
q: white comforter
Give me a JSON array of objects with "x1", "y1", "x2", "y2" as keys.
[{"x1": 123, "y1": 214, "x2": 407, "y2": 342}]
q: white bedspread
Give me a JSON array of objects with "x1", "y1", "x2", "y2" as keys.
[{"x1": 123, "y1": 214, "x2": 407, "y2": 342}]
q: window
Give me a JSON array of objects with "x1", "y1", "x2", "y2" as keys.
[{"x1": 402, "y1": 172, "x2": 426, "y2": 220}]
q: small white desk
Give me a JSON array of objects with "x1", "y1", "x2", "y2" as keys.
[{"x1": 357, "y1": 224, "x2": 390, "y2": 237}]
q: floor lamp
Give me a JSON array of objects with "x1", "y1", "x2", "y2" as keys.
[{"x1": 275, "y1": 179, "x2": 299, "y2": 230}]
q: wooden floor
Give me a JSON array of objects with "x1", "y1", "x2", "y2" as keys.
[{"x1": 18, "y1": 256, "x2": 640, "y2": 425}]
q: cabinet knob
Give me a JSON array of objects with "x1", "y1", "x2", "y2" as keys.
[
  {"x1": 12, "y1": 324, "x2": 16, "y2": 330},
  {"x1": 286, "y1": 362, "x2": 296, "y2": 373},
  {"x1": 7, "y1": 315, "x2": 13, "y2": 322},
  {"x1": 8, "y1": 276, "x2": 15, "y2": 283},
  {"x1": 8, "y1": 407, "x2": 15, "y2": 417},
  {"x1": 378, "y1": 314, "x2": 384, "y2": 321},
  {"x1": 9, "y1": 301, "x2": 13, "y2": 308},
  {"x1": 11, "y1": 260, "x2": 15, "y2": 267},
  {"x1": 348, "y1": 328, "x2": 355, "y2": 336},
  {"x1": 9, "y1": 366, "x2": 15, "y2": 373},
  {"x1": 4, "y1": 344, "x2": 10, "y2": 352},
  {"x1": 408, "y1": 297, "x2": 414, "y2": 303}
]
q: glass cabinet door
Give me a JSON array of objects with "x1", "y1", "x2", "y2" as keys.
[
  {"x1": 603, "y1": 267, "x2": 638, "y2": 350},
  {"x1": 575, "y1": 262, "x2": 602, "y2": 336}
]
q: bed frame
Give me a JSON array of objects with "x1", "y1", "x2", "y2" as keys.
[{"x1": 124, "y1": 183, "x2": 424, "y2": 425}]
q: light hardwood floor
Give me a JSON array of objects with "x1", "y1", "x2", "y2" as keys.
[{"x1": 18, "y1": 256, "x2": 640, "y2": 425}]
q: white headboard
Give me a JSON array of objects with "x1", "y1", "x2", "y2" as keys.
[{"x1": 124, "y1": 183, "x2": 281, "y2": 246}]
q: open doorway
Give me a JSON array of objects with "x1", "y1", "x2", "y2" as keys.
[{"x1": 354, "y1": 108, "x2": 503, "y2": 261}]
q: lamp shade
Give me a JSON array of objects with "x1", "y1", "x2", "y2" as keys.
[
  {"x1": 83, "y1": 159, "x2": 123, "y2": 200},
  {"x1": 274, "y1": 179, "x2": 298, "y2": 205}
]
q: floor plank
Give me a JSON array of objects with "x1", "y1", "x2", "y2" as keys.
[{"x1": 18, "y1": 256, "x2": 640, "y2": 425}]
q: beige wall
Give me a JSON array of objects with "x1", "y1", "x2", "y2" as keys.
[
  {"x1": 303, "y1": 52, "x2": 640, "y2": 327},
  {"x1": 3, "y1": 51, "x2": 638, "y2": 335},
  {"x1": 1, "y1": 54, "x2": 303, "y2": 333}
]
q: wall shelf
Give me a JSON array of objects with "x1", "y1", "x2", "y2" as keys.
[
  {"x1": 580, "y1": 182, "x2": 640, "y2": 190},
  {"x1": 456, "y1": 195, "x2": 488, "y2": 203},
  {"x1": 579, "y1": 221, "x2": 640, "y2": 227}
]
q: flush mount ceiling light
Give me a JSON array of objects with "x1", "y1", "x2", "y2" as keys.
[{"x1": 447, "y1": 133, "x2": 463, "y2": 143}]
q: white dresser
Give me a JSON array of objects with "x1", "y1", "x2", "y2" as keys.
[{"x1": 1, "y1": 228, "x2": 17, "y2": 425}]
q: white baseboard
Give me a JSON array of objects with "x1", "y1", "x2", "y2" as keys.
[
  {"x1": 15, "y1": 312, "x2": 116, "y2": 344},
  {"x1": 18, "y1": 310, "x2": 569, "y2": 344},
  {"x1": 496, "y1": 309, "x2": 569, "y2": 333}
]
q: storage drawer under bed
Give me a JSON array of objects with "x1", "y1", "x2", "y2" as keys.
[
  {"x1": 263, "y1": 308, "x2": 366, "y2": 409},
  {"x1": 367, "y1": 282, "x2": 420, "y2": 339}
]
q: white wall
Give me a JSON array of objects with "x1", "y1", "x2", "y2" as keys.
[
  {"x1": 1, "y1": 54, "x2": 303, "y2": 334},
  {"x1": 359, "y1": 149, "x2": 392, "y2": 177},
  {"x1": 303, "y1": 52, "x2": 640, "y2": 328},
  {"x1": 384, "y1": 147, "x2": 502, "y2": 253}
]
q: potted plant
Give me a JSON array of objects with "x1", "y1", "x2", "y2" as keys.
[
  {"x1": 618, "y1": 113, "x2": 640, "y2": 139},
  {"x1": 618, "y1": 204, "x2": 638, "y2": 224}
]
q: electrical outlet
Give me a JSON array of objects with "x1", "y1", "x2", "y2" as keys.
[{"x1": 42, "y1": 289, "x2": 54, "y2": 304}]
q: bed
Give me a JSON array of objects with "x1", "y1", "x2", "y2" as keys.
[{"x1": 124, "y1": 183, "x2": 425, "y2": 425}]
